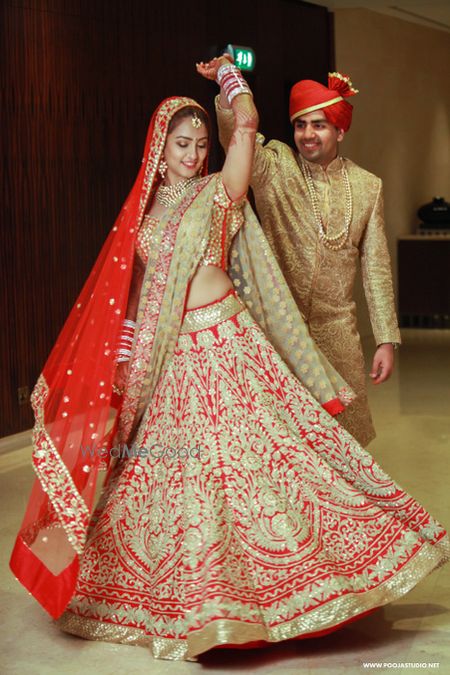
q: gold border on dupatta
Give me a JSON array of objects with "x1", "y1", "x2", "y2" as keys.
[
  {"x1": 30, "y1": 374, "x2": 90, "y2": 554},
  {"x1": 119, "y1": 174, "x2": 215, "y2": 442}
]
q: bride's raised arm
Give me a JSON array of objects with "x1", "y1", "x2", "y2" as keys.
[{"x1": 196, "y1": 55, "x2": 258, "y2": 201}]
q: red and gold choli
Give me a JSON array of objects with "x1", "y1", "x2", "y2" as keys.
[{"x1": 136, "y1": 179, "x2": 244, "y2": 274}]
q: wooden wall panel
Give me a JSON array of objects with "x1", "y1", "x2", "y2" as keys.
[{"x1": 0, "y1": 0, "x2": 332, "y2": 436}]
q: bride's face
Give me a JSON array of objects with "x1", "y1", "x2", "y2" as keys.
[{"x1": 163, "y1": 118, "x2": 208, "y2": 184}]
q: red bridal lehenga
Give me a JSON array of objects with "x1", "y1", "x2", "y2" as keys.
[
  {"x1": 56, "y1": 284, "x2": 449, "y2": 661},
  {"x1": 11, "y1": 97, "x2": 449, "y2": 663}
]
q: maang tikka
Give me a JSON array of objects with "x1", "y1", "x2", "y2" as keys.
[{"x1": 191, "y1": 112, "x2": 202, "y2": 128}]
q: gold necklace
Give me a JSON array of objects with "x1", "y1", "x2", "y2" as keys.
[
  {"x1": 300, "y1": 157, "x2": 353, "y2": 251},
  {"x1": 155, "y1": 177, "x2": 198, "y2": 208}
]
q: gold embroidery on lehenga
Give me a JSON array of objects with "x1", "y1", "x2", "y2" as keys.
[{"x1": 58, "y1": 298, "x2": 449, "y2": 659}]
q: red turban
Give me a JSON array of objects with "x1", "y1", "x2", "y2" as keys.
[{"x1": 289, "y1": 72, "x2": 359, "y2": 132}]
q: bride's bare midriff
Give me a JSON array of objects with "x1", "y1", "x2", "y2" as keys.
[{"x1": 186, "y1": 265, "x2": 234, "y2": 310}]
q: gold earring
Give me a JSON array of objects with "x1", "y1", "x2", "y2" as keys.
[{"x1": 158, "y1": 159, "x2": 168, "y2": 178}]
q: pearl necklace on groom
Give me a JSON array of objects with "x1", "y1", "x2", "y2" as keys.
[{"x1": 299, "y1": 156, "x2": 353, "y2": 251}]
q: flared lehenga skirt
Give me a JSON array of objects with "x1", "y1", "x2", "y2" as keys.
[{"x1": 57, "y1": 289, "x2": 449, "y2": 661}]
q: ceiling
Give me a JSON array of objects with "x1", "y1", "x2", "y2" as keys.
[{"x1": 304, "y1": 0, "x2": 450, "y2": 33}]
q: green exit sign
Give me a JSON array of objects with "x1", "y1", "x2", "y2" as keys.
[{"x1": 225, "y1": 44, "x2": 256, "y2": 72}]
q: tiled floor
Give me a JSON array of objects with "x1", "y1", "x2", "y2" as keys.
[{"x1": 1, "y1": 333, "x2": 449, "y2": 674}]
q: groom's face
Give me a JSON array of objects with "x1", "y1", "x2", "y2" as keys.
[{"x1": 293, "y1": 110, "x2": 344, "y2": 168}]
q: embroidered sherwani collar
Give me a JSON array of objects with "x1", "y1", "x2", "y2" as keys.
[{"x1": 299, "y1": 155, "x2": 343, "y2": 176}]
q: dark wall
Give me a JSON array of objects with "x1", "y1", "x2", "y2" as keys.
[{"x1": 1, "y1": 0, "x2": 333, "y2": 436}]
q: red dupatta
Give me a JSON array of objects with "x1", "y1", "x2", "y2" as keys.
[{"x1": 10, "y1": 96, "x2": 209, "y2": 618}]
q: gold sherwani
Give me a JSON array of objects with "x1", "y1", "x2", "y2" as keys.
[{"x1": 216, "y1": 100, "x2": 401, "y2": 446}]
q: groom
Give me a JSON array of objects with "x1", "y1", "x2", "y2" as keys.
[{"x1": 216, "y1": 72, "x2": 401, "y2": 446}]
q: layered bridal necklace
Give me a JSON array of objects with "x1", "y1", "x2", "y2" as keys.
[
  {"x1": 155, "y1": 176, "x2": 198, "y2": 208},
  {"x1": 299, "y1": 156, "x2": 353, "y2": 251}
]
